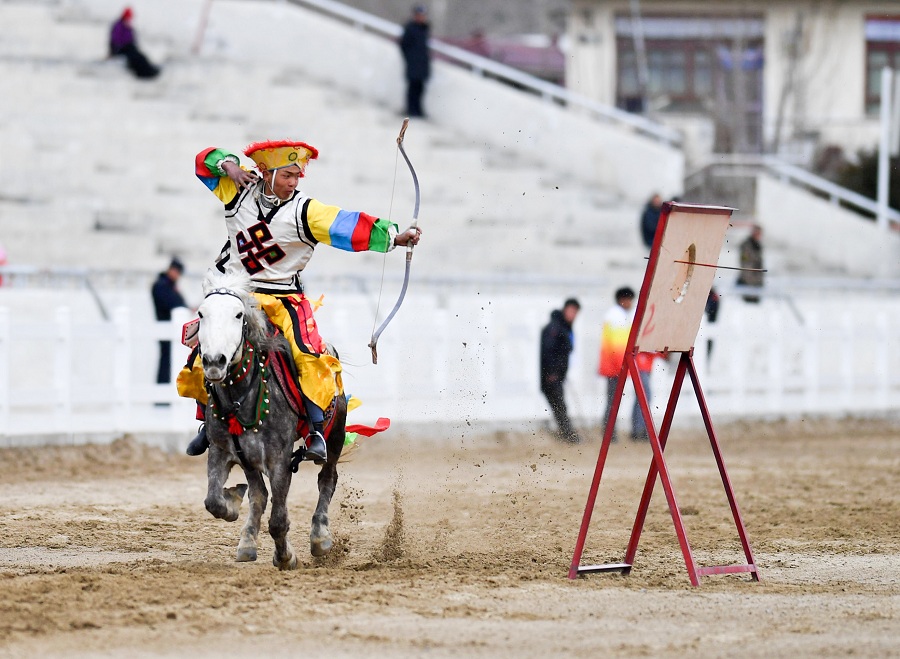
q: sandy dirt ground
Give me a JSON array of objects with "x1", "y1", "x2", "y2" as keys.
[{"x1": 0, "y1": 417, "x2": 898, "y2": 658}]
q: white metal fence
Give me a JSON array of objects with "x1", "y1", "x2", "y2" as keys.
[{"x1": 2, "y1": 282, "x2": 899, "y2": 445}]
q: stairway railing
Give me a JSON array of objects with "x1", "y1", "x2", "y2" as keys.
[
  {"x1": 685, "y1": 154, "x2": 900, "y2": 229},
  {"x1": 282, "y1": 0, "x2": 682, "y2": 146}
]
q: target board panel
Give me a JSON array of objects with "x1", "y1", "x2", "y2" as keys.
[{"x1": 632, "y1": 203, "x2": 733, "y2": 353}]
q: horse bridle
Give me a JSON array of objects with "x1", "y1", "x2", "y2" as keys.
[
  {"x1": 205, "y1": 287, "x2": 243, "y2": 301},
  {"x1": 202, "y1": 287, "x2": 249, "y2": 341}
]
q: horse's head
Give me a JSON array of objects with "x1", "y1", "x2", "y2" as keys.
[{"x1": 197, "y1": 270, "x2": 264, "y2": 383}]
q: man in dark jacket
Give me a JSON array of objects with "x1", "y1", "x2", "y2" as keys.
[
  {"x1": 151, "y1": 258, "x2": 187, "y2": 385},
  {"x1": 640, "y1": 193, "x2": 663, "y2": 248},
  {"x1": 400, "y1": 5, "x2": 431, "y2": 118},
  {"x1": 540, "y1": 298, "x2": 581, "y2": 443}
]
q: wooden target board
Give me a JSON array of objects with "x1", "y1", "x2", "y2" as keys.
[{"x1": 632, "y1": 204, "x2": 731, "y2": 353}]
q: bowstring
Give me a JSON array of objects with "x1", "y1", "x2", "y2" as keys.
[{"x1": 369, "y1": 141, "x2": 402, "y2": 338}]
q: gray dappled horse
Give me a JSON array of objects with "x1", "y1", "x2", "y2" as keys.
[{"x1": 196, "y1": 270, "x2": 347, "y2": 569}]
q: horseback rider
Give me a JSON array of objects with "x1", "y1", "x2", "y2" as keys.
[{"x1": 178, "y1": 139, "x2": 421, "y2": 462}]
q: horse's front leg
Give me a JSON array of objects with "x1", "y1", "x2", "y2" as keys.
[
  {"x1": 268, "y1": 460, "x2": 297, "y2": 571},
  {"x1": 205, "y1": 443, "x2": 245, "y2": 522},
  {"x1": 236, "y1": 469, "x2": 267, "y2": 562},
  {"x1": 310, "y1": 461, "x2": 338, "y2": 557},
  {"x1": 310, "y1": 401, "x2": 346, "y2": 557}
]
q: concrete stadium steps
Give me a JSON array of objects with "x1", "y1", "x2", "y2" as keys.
[
  {"x1": 1, "y1": 0, "x2": 654, "y2": 280},
  {"x1": 0, "y1": 4, "x2": 108, "y2": 62}
]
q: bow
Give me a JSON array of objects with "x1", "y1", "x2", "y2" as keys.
[{"x1": 368, "y1": 118, "x2": 420, "y2": 364}]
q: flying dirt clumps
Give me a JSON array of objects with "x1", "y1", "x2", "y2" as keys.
[{"x1": 374, "y1": 488, "x2": 406, "y2": 562}]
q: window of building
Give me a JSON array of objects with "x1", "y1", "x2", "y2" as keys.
[
  {"x1": 865, "y1": 16, "x2": 900, "y2": 114},
  {"x1": 614, "y1": 15, "x2": 763, "y2": 113}
]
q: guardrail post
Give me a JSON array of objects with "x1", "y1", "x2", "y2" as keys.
[
  {"x1": 840, "y1": 313, "x2": 855, "y2": 408},
  {"x1": 875, "y1": 312, "x2": 890, "y2": 409},
  {"x1": 54, "y1": 307, "x2": 72, "y2": 437},
  {"x1": 113, "y1": 307, "x2": 131, "y2": 433},
  {"x1": 877, "y1": 66, "x2": 893, "y2": 231},
  {"x1": 767, "y1": 310, "x2": 785, "y2": 414},
  {"x1": 0, "y1": 309, "x2": 9, "y2": 438},
  {"x1": 803, "y1": 311, "x2": 820, "y2": 413}
]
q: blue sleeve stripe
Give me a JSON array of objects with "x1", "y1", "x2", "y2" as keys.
[
  {"x1": 198, "y1": 175, "x2": 218, "y2": 191},
  {"x1": 329, "y1": 209, "x2": 360, "y2": 251}
]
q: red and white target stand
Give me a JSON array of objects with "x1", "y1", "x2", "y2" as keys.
[{"x1": 568, "y1": 202, "x2": 760, "y2": 587}]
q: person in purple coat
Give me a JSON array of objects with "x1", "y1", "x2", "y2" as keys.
[{"x1": 109, "y1": 7, "x2": 160, "y2": 79}]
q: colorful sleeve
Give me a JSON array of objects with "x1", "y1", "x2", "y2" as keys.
[
  {"x1": 195, "y1": 147, "x2": 241, "y2": 205},
  {"x1": 305, "y1": 199, "x2": 398, "y2": 253}
]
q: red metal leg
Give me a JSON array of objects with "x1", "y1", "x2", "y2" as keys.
[
  {"x1": 623, "y1": 352, "x2": 688, "y2": 566},
  {"x1": 569, "y1": 351, "x2": 759, "y2": 586},
  {"x1": 628, "y1": 353, "x2": 700, "y2": 586},
  {"x1": 685, "y1": 352, "x2": 760, "y2": 581},
  {"x1": 568, "y1": 361, "x2": 630, "y2": 579}
]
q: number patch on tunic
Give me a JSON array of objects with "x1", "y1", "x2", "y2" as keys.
[{"x1": 236, "y1": 222, "x2": 286, "y2": 274}]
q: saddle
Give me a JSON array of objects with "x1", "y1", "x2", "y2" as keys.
[{"x1": 266, "y1": 340, "x2": 340, "y2": 439}]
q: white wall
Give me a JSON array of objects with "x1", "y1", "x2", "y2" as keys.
[
  {"x1": 756, "y1": 174, "x2": 900, "y2": 278},
  {"x1": 566, "y1": 3, "x2": 617, "y2": 105},
  {"x1": 763, "y1": 2, "x2": 876, "y2": 152}
]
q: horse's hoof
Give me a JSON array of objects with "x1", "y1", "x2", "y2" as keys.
[
  {"x1": 236, "y1": 546, "x2": 258, "y2": 562},
  {"x1": 228, "y1": 484, "x2": 248, "y2": 499},
  {"x1": 310, "y1": 529, "x2": 333, "y2": 557},
  {"x1": 273, "y1": 552, "x2": 298, "y2": 571}
]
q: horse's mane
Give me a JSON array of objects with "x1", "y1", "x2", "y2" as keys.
[{"x1": 201, "y1": 269, "x2": 273, "y2": 351}]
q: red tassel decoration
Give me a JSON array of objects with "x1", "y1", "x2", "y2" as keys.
[{"x1": 227, "y1": 416, "x2": 243, "y2": 435}]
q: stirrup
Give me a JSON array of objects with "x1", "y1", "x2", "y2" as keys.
[
  {"x1": 290, "y1": 445, "x2": 306, "y2": 473},
  {"x1": 185, "y1": 424, "x2": 209, "y2": 456}
]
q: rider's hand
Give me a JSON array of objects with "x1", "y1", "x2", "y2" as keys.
[
  {"x1": 394, "y1": 226, "x2": 422, "y2": 247},
  {"x1": 222, "y1": 160, "x2": 258, "y2": 190}
]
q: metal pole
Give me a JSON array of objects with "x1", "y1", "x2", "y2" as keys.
[
  {"x1": 192, "y1": 0, "x2": 214, "y2": 55},
  {"x1": 629, "y1": 0, "x2": 649, "y2": 112},
  {"x1": 877, "y1": 66, "x2": 892, "y2": 231}
]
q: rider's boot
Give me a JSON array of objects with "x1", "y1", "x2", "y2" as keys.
[
  {"x1": 305, "y1": 423, "x2": 327, "y2": 465},
  {"x1": 186, "y1": 423, "x2": 209, "y2": 456},
  {"x1": 186, "y1": 403, "x2": 209, "y2": 456}
]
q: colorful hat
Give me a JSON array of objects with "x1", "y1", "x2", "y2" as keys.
[{"x1": 243, "y1": 140, "x2": 319, "y2": 175}]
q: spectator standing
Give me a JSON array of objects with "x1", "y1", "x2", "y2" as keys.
[
  {"x1": 399, "y1": 5, "x2": 431, "y2": 118},
  {"x1": 598, "y1": 287, "x2": 656, "y2": 442},
  {"x1": 640, "y1": 193, "x2": 663, "y2": 248},
  {"x1": 704, "y1": 286, "x2": 720, "y2": 362},
  {"x1": 540, "y1": 298, "x2": 581, "y2": 444},
  {"x1": 737, "y1": 224, "x2": 765, "y2": 303},
  {"x1": 151, "y1": 258, "x2": 187, "y2": 385},
  {"x1": 109, "y1": 7, "x2": 160, "y2": 80}
]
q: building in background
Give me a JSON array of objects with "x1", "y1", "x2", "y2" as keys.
[
  {"x1": 339, "y1": 0, "x2": 568, "y2": 83},
  {"x1": 566, "y1": 1, "x2": 900, "y2": 168},
  {"x1": 337, "y1": 0, "x2": 569, "y2": 38}
]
